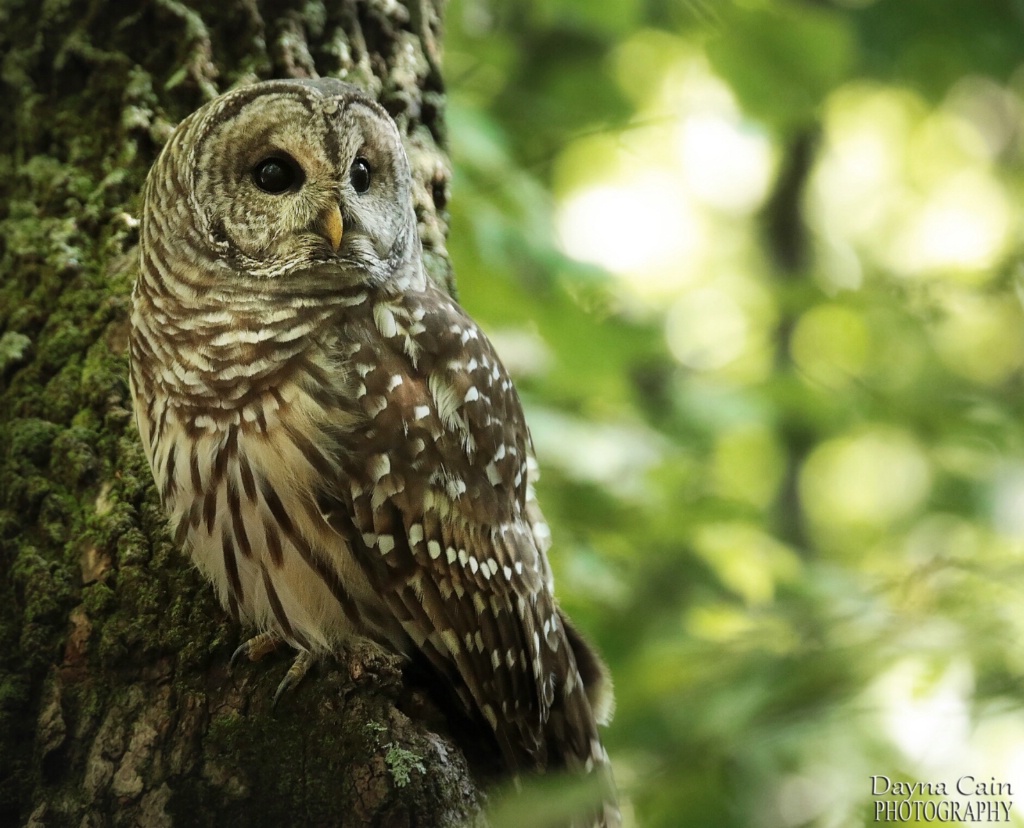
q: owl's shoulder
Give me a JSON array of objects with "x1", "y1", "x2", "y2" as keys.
[{"x1": 314, "y1": 284, "x2": 531, "y2": 518}]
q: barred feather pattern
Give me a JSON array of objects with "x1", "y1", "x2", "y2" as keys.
[{"x1": 128, "y1": 79, "x2": 618, "y2": 827}]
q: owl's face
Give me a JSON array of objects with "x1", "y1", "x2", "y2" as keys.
[{"x1": 151, "y1": 79, "x2": 421, "y2": 287}]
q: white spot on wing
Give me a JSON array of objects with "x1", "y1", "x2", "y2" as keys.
[
  {"x1": 482, "y1": 703, "x2": 497, "y2": 729},
  {"x1": 373, "y1": 303, "x2": 399, "y2": 338},
  {"x1": 427, "y1": 372, "x2": 463, "y2": 433},
  {"x1": 367, "y1": 453, "x2": 390, "y2": 481},
  {"x1": 440, "y1": 629, "x2": 461, "y2": 654},
  {"x1": 365, "y1": 395, "x2": 388, "y2": 417},
  {"x1": 446, "y1": 476, "x2": 467, "y2": 499},
  {"x1": 486, "y1": 462, "x2": 502, "y2": 486}
]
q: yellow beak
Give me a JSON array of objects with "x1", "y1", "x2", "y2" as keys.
[{"x1": 320, "y1": 205, "x2": 343, "y2": 252}]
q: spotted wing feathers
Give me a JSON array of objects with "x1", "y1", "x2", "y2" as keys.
[{"x1": 316, "y1": 287, "x2": 609, "y2": 780}]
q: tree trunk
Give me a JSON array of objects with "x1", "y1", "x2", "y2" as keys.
[{"x1": 0, "y1": 1, "x2": 485, "y2": 825}]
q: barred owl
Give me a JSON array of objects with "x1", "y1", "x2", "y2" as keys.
[{"x1": 128, "y1": 78, "x2": 618, "y2": 826}]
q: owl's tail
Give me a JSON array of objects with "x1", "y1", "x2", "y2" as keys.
[{"x1": 544, "y1": 609, "x2": 621, "y2": 828}]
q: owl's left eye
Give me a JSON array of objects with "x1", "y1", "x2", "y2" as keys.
[{"x1": 253, "y1": 157, "x2": 301, "y2": 194}]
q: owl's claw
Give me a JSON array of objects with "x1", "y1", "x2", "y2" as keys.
[
  {"x1": 231, "y1": 634, "x2": 316, "y2": 708},
  {"x1": 230, "y1": 631, "x2": 281, "y2": 668},
  {"x1": 272, "y1": 650, "x2": 315, "y2": 709}
]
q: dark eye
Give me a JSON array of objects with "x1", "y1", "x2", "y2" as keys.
[
  {"x1": 253, "y1": 157, "x2": 299, "y2": 194},
  {"x1": 350, "y1": 157, "x2": 372, "y2": 193}
]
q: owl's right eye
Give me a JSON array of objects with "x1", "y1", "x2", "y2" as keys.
[{"x1": 253, "y1": 157, "x2": 300, "y2": 194}]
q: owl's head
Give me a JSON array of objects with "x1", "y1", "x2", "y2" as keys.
[{"x1": 145, "y1": 79, "x2": 422, "y2": 290}]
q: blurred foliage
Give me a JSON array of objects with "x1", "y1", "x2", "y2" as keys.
[{"x1": 442, "y1": 0, "x2": 1024, "y2": 825}]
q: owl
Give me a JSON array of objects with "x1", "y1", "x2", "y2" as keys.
[{"x1": 128, "y1": 78, "x2": 618, "y2": 827}]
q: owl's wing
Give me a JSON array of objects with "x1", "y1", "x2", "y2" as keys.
[{"x1": 313, "y1": 286, "x2": 598, "y2": 772}]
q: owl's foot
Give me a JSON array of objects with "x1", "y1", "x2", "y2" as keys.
[
  {"x1": 230, "y1": 633, "x2": 315, "y2": 708},
  {"x1": 272, "y1": 650, "x2": 315, "y2": 708},
  {"x1": 230, "y1": 631, "x2": 281, "y2": 666}
]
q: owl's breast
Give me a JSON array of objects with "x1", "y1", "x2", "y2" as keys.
[{"x1": 130, "y1": 346, "x2": 395, "y2": 652}]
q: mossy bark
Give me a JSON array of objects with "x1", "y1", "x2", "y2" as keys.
[{"x1": 0, "y1": 1, "x2": 485, "y2": 825}]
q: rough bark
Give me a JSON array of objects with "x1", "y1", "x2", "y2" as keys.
[{"x1": 0, "y1": 1, "x2": 487, "y2": 825}]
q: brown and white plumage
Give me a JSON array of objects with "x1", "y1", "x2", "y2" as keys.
[{"x1": 128, "y1": 79, "x2": 618, "y2": 826}]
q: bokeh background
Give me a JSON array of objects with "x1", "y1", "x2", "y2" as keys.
[{"x1": 441, "y1": 1, "x2": 1024, "y2": 825}]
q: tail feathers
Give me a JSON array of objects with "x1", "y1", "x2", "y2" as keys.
[
  {"x1": 546, "y1": 704, "x2": 621, "y2": 828},
  {"x1": 545, "y1": 610, "x2": 621, "y2": 828},
  {"x1": 559, "y1": 609, "x2": 615, "y2": 726}
]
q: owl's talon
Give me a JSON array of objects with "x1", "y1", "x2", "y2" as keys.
[
  {"x1": 230, "y1": 631, "x2": 281, "y2": 669},
  {"x1": 272, "y1": 650, "x2": 316, "y2": 709}
]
